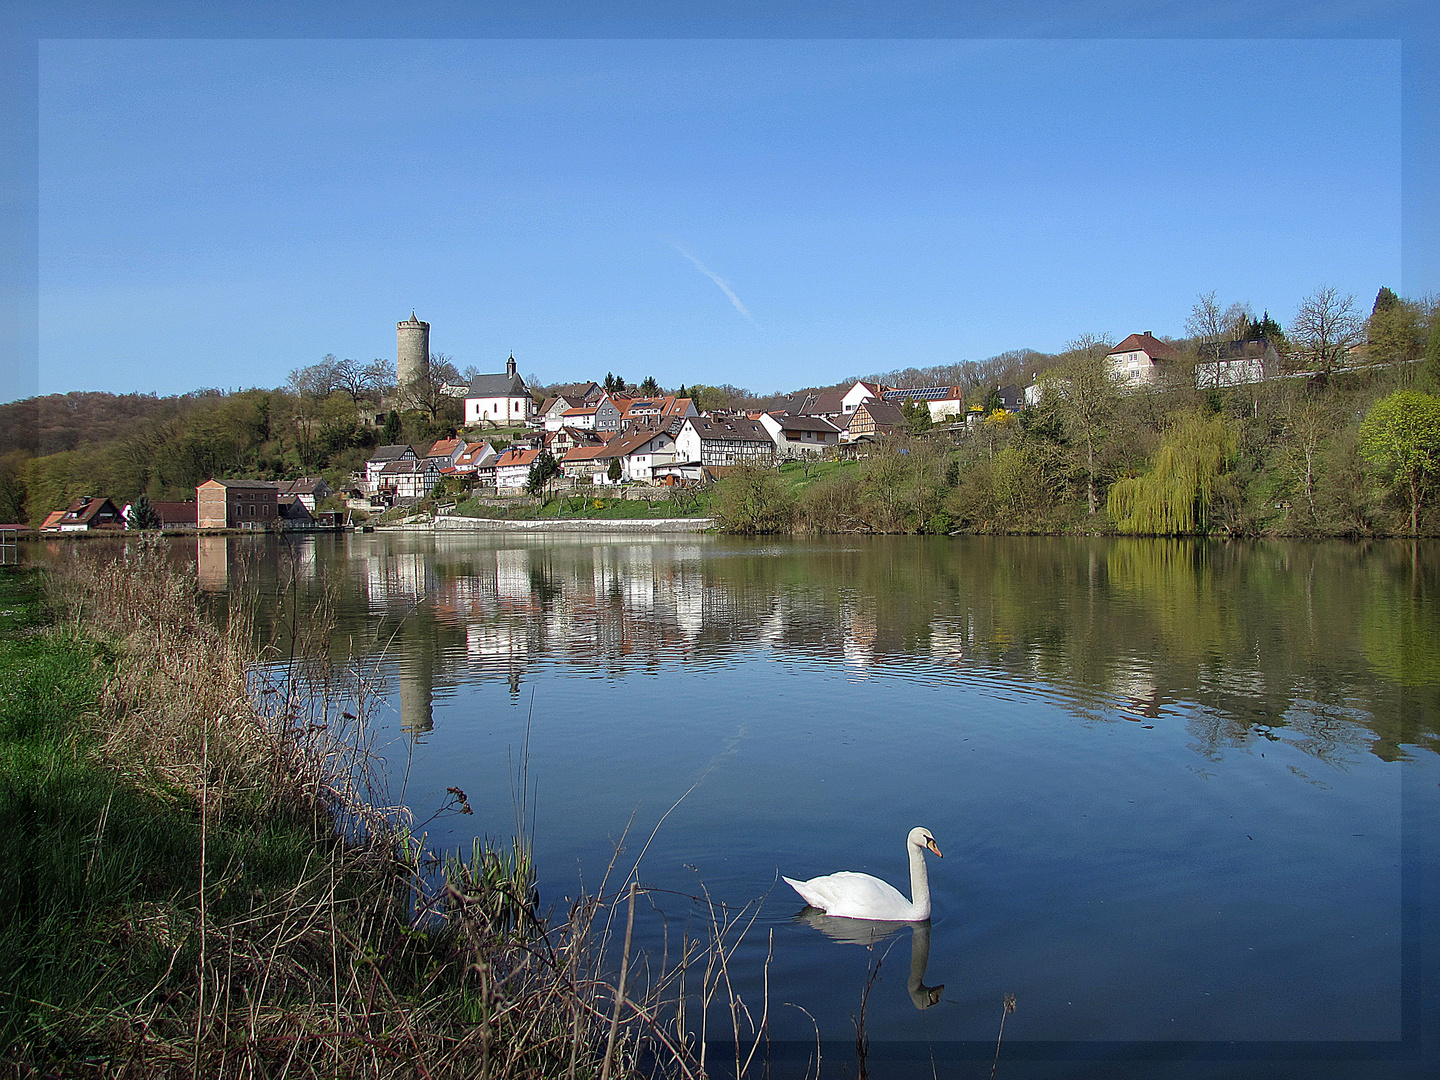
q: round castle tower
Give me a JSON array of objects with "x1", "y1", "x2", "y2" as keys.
[{"x1": 396, "y1": 312, "x2": 430, "y2": 388}]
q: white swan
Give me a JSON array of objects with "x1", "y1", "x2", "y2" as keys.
[{"x1": 783, "y1": 827, "x2": 942, "y2": 921}]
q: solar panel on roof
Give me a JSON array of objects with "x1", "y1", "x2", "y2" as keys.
[{"x1": 882, "y1": 386, "x2": 952, "y2": 402}]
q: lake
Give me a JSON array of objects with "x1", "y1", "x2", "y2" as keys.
[{"x1": 42, "y1": 530, "x2": 1440, "y2": 1077}]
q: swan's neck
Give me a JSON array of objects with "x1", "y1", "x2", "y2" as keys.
[{"x1": 908, "y1": 843, "x2": 931, "y2": 920}]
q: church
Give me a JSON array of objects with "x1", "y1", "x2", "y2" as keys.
[{"x1": 464, "y1": 355, "x2": 533, "y2": 427}]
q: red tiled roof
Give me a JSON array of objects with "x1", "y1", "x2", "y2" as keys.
[{"x1": 1109, "y1": 333, "x2": 1184, "y2": 362}]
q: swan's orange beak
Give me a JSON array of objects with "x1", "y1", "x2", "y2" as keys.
[{"x1": 927, "y1": 839, "x2": 943, "y2": 858}]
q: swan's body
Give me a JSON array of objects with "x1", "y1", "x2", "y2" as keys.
[{"x1": 783, "y1": 827, "x2": 942, "y2": 921}]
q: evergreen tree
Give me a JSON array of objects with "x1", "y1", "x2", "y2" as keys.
[
  {"x1": 639, "y1": 376, "x2": 661, "y2": 397},
  {"x1": 382, "y1": 410, "x2": 402, "y2": 445},
  {"x1": 677, "y1": 384, "x2": 688, "y2": 400},
  {"x1": 127, "y1": 494, "x2": 161, "y2": 531},
  {"x1": 607, "y1": 456, "x2": 623, "y2": 482},
  {"x1": 526, "y1": 450, "x2": 561, "y2": 496},
  {"x1": 1372, "y1": 286, "x2": 1400, "y2": 316}
]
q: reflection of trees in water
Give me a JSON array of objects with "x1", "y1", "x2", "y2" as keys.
[{"x1": 226, "y1": 534, "x2": 1440, "y2": 762}]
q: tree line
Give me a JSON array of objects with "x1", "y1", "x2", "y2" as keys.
[{"x1": 713, "y1": 287, "x2": 1440, "y2": 537}]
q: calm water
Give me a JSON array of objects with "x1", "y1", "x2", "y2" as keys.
[{"x1": 33, "y1": 532, "x2": 1440, "y2": 1076}]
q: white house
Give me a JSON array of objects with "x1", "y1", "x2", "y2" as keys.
[
  {"x1": 610, "y1": 428, "x2": 679, "y2": 482},
  {"x1": 841, "y1": 380, "x2": 882, "y2": 415},
  {"x1": 880, "y1": 386, "x2": 965, "y2": 422},
  {"x1": 493, "y1": 445, "x2": 542, "y2": 489},
  {"x1": 758, "y1": 411, "x2": 842, "y2": 456},
  {"x1": 464, "y1": 356, "x2": 534, "y2": 427},
  {"x1": 676, "y1": 416, "x2": 776, "y2": 468},
  {"x1": 1106, "y1": 333, "x2": 1185, "y2": 387},
  {"x1": 1196, "y1": 338, "x2": 1282, "y2": 388}
]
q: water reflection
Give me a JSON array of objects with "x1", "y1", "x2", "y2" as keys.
[
  {"x1": 215, "y1": 533, "x2": 1440, "y2": 763},
  {"x1": 795, "y1": 911, "x2": 944, "y2": 1010}
]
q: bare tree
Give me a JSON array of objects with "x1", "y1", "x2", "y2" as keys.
[
  {"x1": 1186, "y1": 292, "x2": 1254, "y2": 355},
  {"x1": 1291, "y1": 286, "x2": 1364, "y2": 378},
  {"x1": 399, "y1": 353, "x2": 463, "y2": 423}
]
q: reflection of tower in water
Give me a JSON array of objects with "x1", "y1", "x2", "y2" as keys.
[{"x1": 397, "y1": 653, "x2": 434, "y2": 735}]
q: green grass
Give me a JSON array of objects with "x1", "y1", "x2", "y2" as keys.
[
  {"x1": 776, "y1": 457, "x2": 862, "y2": 489},
  {"x1": 0, "y1": 567, "x2": 334, "y2": 1059}
]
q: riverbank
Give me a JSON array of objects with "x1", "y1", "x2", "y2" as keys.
[
  {"x1": 393, "y1": 514, "x2": 713, "y2": 533},
  {"x1": 0, "y1": 553, "x2": 672, "y2": 1078}
]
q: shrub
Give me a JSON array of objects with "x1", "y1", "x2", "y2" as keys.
[{"x1": 712, "y1": 465, "x2": 794, "y2": 533}]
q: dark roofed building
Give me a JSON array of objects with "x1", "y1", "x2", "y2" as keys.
[{"x1": 844, "y1": 399, "x2": 906, "y2": 441}]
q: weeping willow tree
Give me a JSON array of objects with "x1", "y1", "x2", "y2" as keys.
[{"x1": 1108, "y1": 410, "x2": 1237, "y2": 534}]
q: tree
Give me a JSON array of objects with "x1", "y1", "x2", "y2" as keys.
[
  {"x1": 1186, "y1": 291, "x2": 1253, "y2": 354},
  {"x1": 639, "y1": 376, "x2": 661, "y2": 397},
  {"x1": 1290, "y1": 286, "x2": 1364, "y2": 377},
  {"x1": 1367, "y1": 295, "x2": 1425, "y2": 376},
  {"x1": 330, "y1": 357, "x2": 391, "y2": 403},
  {"x1": 901, "y1": 400, "x2": 933, "y2": 435},
  {"x1": 1424, "y1": 301, "x2": 1440, "y2": 392},
  {"x1": 606, "y1": 455, "x2": 623, "y2": 483},
  {"x1": 677, "y1": 384, "x2": 688, "y2": 400},
  {"x1": 712, "y1": 464, "x2": 794, "y2": 533},
  {"x1": 1038, "y1": 334, "x2": 1118, "y2": 516},
  {"x1": 399, "y1": 353, "x2": 463, "y2": 423},
  {"x1": 382, "y1": 410, "x2": 402, "y2": 445},
  {"x1": 1108, "y1": 410, "x2": 1237, "y2": 534},
  {"x1": 1372, "y1": 287, "x2": 1400, "y2": 316},
  {"x1": 1359, "y1": 390, "x2": 1440, "y2": 534},
  {"x1": 126, "y1": 493, "x2": 161, "y2": 530},
  {"x1": 526, "y1": 449, "x2": 561, "y2": 497}
]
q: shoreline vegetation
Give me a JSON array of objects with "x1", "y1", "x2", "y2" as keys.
[{"x1": 0, "y1": 550, "x2": 775, "y2": 1078}]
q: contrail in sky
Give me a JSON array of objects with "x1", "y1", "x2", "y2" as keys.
[{"x1": 666, "y1": 239, "x2": 759, "y2": 328}]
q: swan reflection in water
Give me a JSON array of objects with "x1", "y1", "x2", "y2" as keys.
[{"x1": 794, "y1": 908, "x2": 945, "y2": 1010}]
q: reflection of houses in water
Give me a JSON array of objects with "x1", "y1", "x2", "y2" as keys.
[
  {"x1": 196, "y1": 535, "x2": 228, "y2": 591},
  {"x1": 495, "y1": 549, "x2": 531, "y2": 601},
  {"x1": 1110, "y1": 658, "x2": 1163, "y2": 719},
  {"x1": 467, "y1": 622, "x2": 529, "y2": 664},
  {"x1": 843, "y1": 605, "x2": 878, "y2": 672},
  {"x1": 928, "y1": 617, "x2": 968, "y2": 665},
  {"x1": 365, "y1": 550, "x2": 431, "y2": 612},
  {"x1": 674, "y1": 579, "x2": 704, "y2": 637}
]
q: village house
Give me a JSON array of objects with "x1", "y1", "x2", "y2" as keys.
[
  {"x1": 363, "y1": 444, "x2": 425, "y2": 494},
  {"x1": 611, "y1": 428, "x2": 680, "y2": 482},
  {"x1": 197, "y1": 479, "x2": 279, "y2": 529},
  {"x1": 464, "y1": 356, "x2": 534, "y2": 427},
  {"x1": 152, "y1": 501, "x2": 198, "y2": 529},
  {"x1": 374, "y1": 457, "x2": 440, "y2": 502},
  {"x1": 675, "y1": 416, "x2": 776, "y2": 468},
  {"x1": 843, "y1": 399, "x2": 907, "y2": 442},
  {"x1": 558, "y1": 396, "x2": 622, "y2": 433},
  {"x1": 880, "y1": 385, "x2": 965, "y2": 422},
  {"x1": 1107, "y1": 333, "x2": 1185, "y2": 387},
  {"x1": 274, "y1": 477, "x2": 333, "y2": 510},
  {"x1": 41, "y1": 496, "x2": 126, "y2": 532},
  {"x1": 758, "y1": 411, "x2": 843, "y2": 456},
  {"x1": 493, "y1": 445, "x2": 542, "y2": 489},
  {"x1": 1196, "y1": 337, "x2": 1282, "y2": 388}
]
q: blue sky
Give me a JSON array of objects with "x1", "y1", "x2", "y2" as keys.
[{"x1": 5, "y1": 3, "x2": 1437, "y2": 402}]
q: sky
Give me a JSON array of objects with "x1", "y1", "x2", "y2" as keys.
[{"x1": 4, "y1": 2, "x2": 1438, "y2": 403}]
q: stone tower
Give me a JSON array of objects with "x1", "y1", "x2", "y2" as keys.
[{"x1": 396, "y1": 312, "x2": 430, "y2": 388}]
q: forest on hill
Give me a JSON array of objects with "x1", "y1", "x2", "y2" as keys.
[{"x1": 3, "y1": 286, "x2": 1438, "y2": 536}]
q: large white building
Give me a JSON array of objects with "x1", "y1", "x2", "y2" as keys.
[{"x1": 464, "y1": 356, "x2": 534, "y2": 427}]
